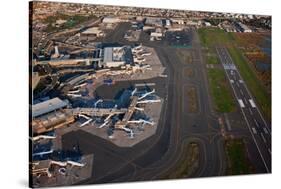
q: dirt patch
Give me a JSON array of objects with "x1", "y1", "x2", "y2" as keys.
[
  {"x1": 183, "y1": 67, "x2": 194, "y2": 78},
  {"x1": 186, "y1": 86, "x2": 199, "y2": 113}
]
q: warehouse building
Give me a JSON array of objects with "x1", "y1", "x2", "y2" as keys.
[
  {"x1": 235, "y1": 22, "x2": 252, "y2": 32},
  {"x1": 32, "y1": 110, "x2": 74, "y2": 134},
  {"x1": 102, "y1": 16, "x2": 121, "y2": 24},
  {"x1": 32, "y1": 97, "x2": 69, "y2": 118},
  {"x1": 80, "y1": 27, "x2": 104, "y2": 40}
]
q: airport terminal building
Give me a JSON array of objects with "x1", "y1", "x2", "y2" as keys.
[{"x1": 100, "y1": 46, "x2": 134, "y2": 68}]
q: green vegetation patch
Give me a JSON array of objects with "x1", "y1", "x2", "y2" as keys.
[
  {"x1": 207, "y1": 54, "x2": 219, "y2": 64},
  {"x1": 43, "y1": 14, "x2": 95, "y2": 32},
  {"x1": 228, "y1": 46, "x2": 271, "y2": 119},
  {"x1": 198, "y1": 28, "x2": 234, "y2": 47},
  {"x1": 225, "y1": 138, "x2": 254, "y2": 175},
  {"x1": 207, "y1": 68, "x2": 235, "y2": 112}
]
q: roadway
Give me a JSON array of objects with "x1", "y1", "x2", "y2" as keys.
[{"x1": 216, "y1": 46, "x2": 271, "y2": 172}]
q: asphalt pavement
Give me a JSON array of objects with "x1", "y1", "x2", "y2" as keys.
[{"x1": 216, "y1": 46, "x2": 271, "y2": 172}]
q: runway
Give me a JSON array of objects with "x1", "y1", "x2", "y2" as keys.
[{"x1": 216, "y1": 46, "x2": 271, "y2": 172}]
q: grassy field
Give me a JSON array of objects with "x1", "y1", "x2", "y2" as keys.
[
  {"x1": 160, "y1": 142, "x2": 199, "y2": 179},
  {"x1": 198, "y1": 28, "x2": 234, "y2": 47},
  {"x1": 228, "y1": 46, "x2": 271, "y2": 119},
  {"x1": 207, "y1": 54, "x2": 219, "y2": 64},
  {"x1": 198, "y1": 28, "x2": 271, "y2": 119},
  {"x1": 43, "y1": 14, "x2": 95, "y2": 32},
  {"x1": 225, "y1": 138, "x2": 254, "y2": 175},
  {"x1": 207, "y1": 68, "x2": 236, "y2": 112}
]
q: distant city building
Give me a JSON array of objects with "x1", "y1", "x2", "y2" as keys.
[
  {"x1": 235, "y1": 22, "x2": 252, "y2": 32},
  {"x1": 145, "y1": 17, "x2": 163, "y2": 27},
  {"x1": 80, "y1": 27, "x2": 104, "y2": 40},
  {"x1": 102, "y1": 16, "x2": 121, "y2": 24}
]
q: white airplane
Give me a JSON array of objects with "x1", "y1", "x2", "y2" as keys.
[
  {"x1": 33, "y1": 149, "x2": 54, "y2": 157},
  {"x1": 51, "y1": 160, "x2": 85, "y2": 167},
  {"x1": 94, "y1": 99, "x2": 103, "y2": 108},
  {"x1": 121, "y1": 127, "x2": 134, "y2": 138},
  {"x1": 66, "y1": 160, "x2": 85, "y2": 167},
  {"x1": 128, "y1": 119, "x2": 154, "y2": 125},
  {"x1": 131, "y1": 88, "x2": 137, "y2": 96},
  {"x1": 31, "y1": 135, "x2": 56, "y2": 141},
  {"x1": 98, "y1": 120, "x2": 109, "y2": 128},
  {"x1": 159, "y1": 74, "x2": 168, "y2": 78},
  {"x1": 134, "y1": 107, "x2": 144, "y2": 111},
  {"x1": 104, "y1": 114, "x2": 114, "y2": 122},
  {"x1": 67, "y1": 93, "x2": 82, "y2": 98},
  {"x1": 73, "y1": 82, "x2": 87, "y2": 89},
  {"x1": 129, "y1": 130, "x2": 134, "y2": 138},
  {"x1": 80, "y1": 118, "x2": 93, "y2": 127},
  {"x1": 140, "y1": 65, "x2": 151, "y2": 70},
  {"x1": 137, "y1": 99, "x2": 161, "y2": 104},
  {"x1": 138, "y1": 89, "x2": 155, "y2": 100},
  {"x1": 68, "y1": 89, "x2": 80, "y2": 94},
  {"x1": 140, "y1": 52, "x2": 152, "y2": 56},
  {"x1": 78, "y1": 114, "x2": 91, "y2": 120}
]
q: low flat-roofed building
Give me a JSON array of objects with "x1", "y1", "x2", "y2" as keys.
[
  {"x1": 32, "y1": 97, "x2": 69, "y2": 118},
  {"x1": 235, "y1": 22, "x2": 252, "y2": 32},
  {"x1": 31, "y1": 160, "x2": 52, "y2": 177},
  {"x1": 102, "y1": 16, "x2": 120, "y2": 24},
  {"x1": 32, "y1": 109, "x2": 75, "y2": 134},
  {"x1": 80, "y1": 27, "x2": 104, "y2": 40},
  {"x1": 145, "y1": 17, "x2": 163, "y2": 27}
]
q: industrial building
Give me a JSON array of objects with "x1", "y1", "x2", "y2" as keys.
[
  {"x1": 235, "y1": 22, "x2": 252, "y2": 32},
  {"x1": 102, "y1": 16, "x2": 121, "y2": 24},
  {"x1": 80, "y1": 27, "x2": 104, "y2": 40},
  {"x1": 32, "y1": 110, "x2": 75, "y2": 134},
  {"x1": 150, "y1": 27, "x2": 164, "y2": 41},
  {"x1": 32, "y1": 97, "x2": 73, "y2": 134},
  {"x1": 145, "y1": 17, "x2": 163, "y2": 27},
  {"x1": 32, "y1": 97, "x2": 69, "y2": 118}
]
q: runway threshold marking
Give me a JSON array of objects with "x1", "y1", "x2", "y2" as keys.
[
  {"x1": 253, "y1": 119, "x2": 259, "y2": 127},
  {"x1": 263, "y1": 127, "x2": 269, "y2": 134},
  {"x1": 261, "y1": 133, "x2": 267, "y2": 143},
  {"x1": 238, "y1": 99, "x2": 245, "y2": 108}
]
